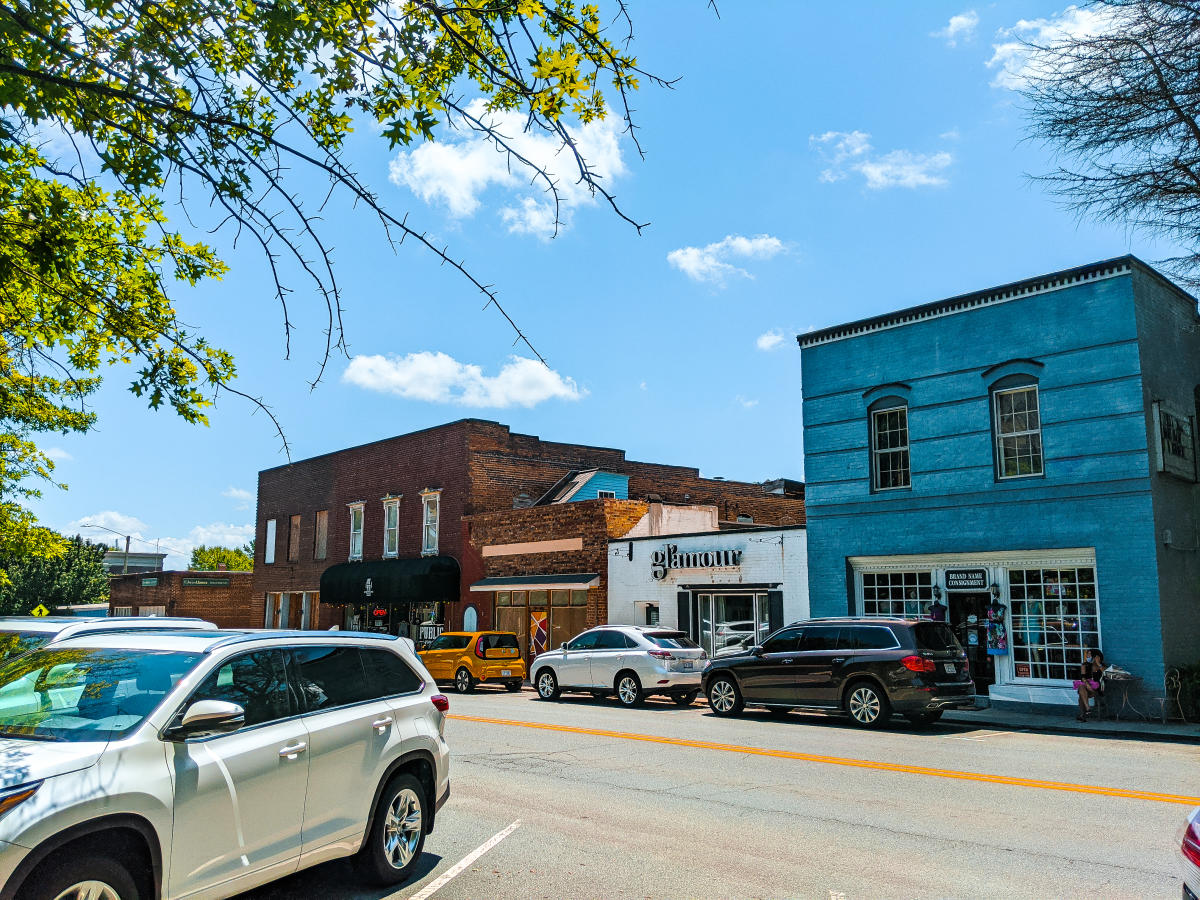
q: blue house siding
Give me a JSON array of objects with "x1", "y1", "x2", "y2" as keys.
[
  {"x1": 799, "y1": 258, "x2": 1197, "y2": 709},
  {"x1": 569, "y1": 471, "x2": 629, "y2": 501}
]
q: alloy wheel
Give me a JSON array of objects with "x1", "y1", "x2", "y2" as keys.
[
  {"x1": 537, "y1": 671, "x2": 556, "y2": 698},
  {"x1": 618, "y1": 676, "x2": 639, "y2": 705},
  {"x1": 455, "y1": 668, "x2": 471, "y2": 693},
  {"x1": 53, "y1": 882, "x2": 121, "y2": 900},
  {"x1": 709, "y1": 679, "x2": 737, "y2": 713},
  {"x1": 382, "y1": 787, "x2": 423, "y2": 870},
  {"x1": 849, "y1": 686, "x2": 881, "y2": 724}
]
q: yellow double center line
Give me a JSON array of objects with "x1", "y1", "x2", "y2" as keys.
[{"x1": 449, "y1": 714, "x2": 1200, "y2": 807}]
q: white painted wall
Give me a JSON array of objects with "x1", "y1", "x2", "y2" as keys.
[
  {"x1": 620, "y1": 503, "x2": 718, "y2": 538},
  {"x1": 606, "y1": 528, "x2": 809, "y2": 629}
]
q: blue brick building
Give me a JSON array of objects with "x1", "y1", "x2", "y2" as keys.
[{"x1": 799, "y1": 257, "x2": 1200, "y2": 711}]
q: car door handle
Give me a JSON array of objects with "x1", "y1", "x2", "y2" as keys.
[
  {"x1": 278, "y1": 742, "x2": 307, "y2": 759},
  {"x1": 831, "y1": 657, "x2": 846, "y2": 664},
  {"x1": 782, "y1": 658, "x2": 794, "y2": 664},
  {"x1": 371, "y1": 717, "x2": 393, "y2": 733}
]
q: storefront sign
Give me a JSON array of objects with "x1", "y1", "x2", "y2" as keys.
[
  {"x1": 371, "y1": 607, "x2": 388, "y2": 618},
  {"x1": 651, "y1": 544, "x2": 743, "y2": 580},
  {"x1": 944, "y1": 568, "x2": 988, "y2": 590},
  {"x1": 1015, "y1": 662, "x2": 1031, "y2": 678},
  {"x1": 181, "y1": 577, "x2": 230, "y2": 587},
  {"x1": 1154, "y1": 402, "x2": 1196, "y2": 482},
  {"x1": 141, "y1": 577, "x2": 158, "y2": 587}
]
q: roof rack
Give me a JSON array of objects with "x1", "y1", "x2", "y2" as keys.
[{"x1": 203, "y1": 630, "x2": 400, "y2": 653}]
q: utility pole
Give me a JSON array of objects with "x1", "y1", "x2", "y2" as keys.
[{"x1": 123, "y1": 534, "x2": 130, "y2": 575}]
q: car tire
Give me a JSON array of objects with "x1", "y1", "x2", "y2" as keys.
[
  {"x1": 615, "y1": 671, "x2": 644, "y2": 707},
  {"x1": 355, "y1": 772, "x2": 428, "y2": 886},
  {"x1": 505, "y1": 680, "x2": 522, "y2": 692},
  {"x1": 906, "y1": 710, "x2": 943, "y2": 727},
  {"x1": 535, "y1": 668, "x2": 560, "y2": 700},
  {"x1": 845, "y1": 680, "x2": 892, "y2": 728},
  {"x1": 706, "y1": 675, "x2": 744, "y2": 717},
  {"x1": 21, "y1": 852, "x2": 141, "y2": 900},
  {"x1": 453, "y1": 667, "x2": 475, "y2": 694},
  {"x1": 672, "y1": 690, "x2": 699, "y2": 706}
]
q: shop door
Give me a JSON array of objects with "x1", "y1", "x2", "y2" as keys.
[
  {"x1": 495, "y1": 606, "x2": 529, "y2": 660},
  {"x1": 550, "y1": 606, "x2": 587, "y2": 652},
  {"x1": 948, "y1": 592, "x2": 994, "y2": 691}
]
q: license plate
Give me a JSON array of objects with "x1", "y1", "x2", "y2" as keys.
[
  {"x1": 943, "y1": 663, "x2": 956, "y2": 674},
  {"x1": 501, "y1": 669, "x2": 512, "y2": 677},
  {"x1": 679, "y1": 661, "x2": 693, "y2": 671}
]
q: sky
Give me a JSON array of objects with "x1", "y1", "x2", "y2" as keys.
[{"x1": 29, "y1": 2, "x2": 1186, "y2": 568}]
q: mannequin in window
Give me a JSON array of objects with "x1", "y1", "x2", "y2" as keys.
[{"x1": 928, "y1": 597, "x2": 947, "y2": 622}]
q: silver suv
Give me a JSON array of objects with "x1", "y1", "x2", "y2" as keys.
[
  {"x1": 0, "y1": 629, "x2": 450, "y2": 900},
  {"x1": 0, "y1": 617, "x2": 217, "y2": 664},
  {"x1": 530, "y1": 625, "x2": 707, "y2": 707}
]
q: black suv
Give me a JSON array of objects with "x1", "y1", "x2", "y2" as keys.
[{"x1": 701, "y1": 617, "x2": 975, "y2": 727}]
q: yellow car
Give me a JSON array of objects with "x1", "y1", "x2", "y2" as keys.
[{"x1": 419, "y1": 631, "x2": 526, "y2": 694}]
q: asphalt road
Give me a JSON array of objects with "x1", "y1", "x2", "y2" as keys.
[{"x1": 239, "y1": 689, "x2": 1197, "y2": 899}]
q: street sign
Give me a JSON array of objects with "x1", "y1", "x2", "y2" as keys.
[{"x1": 30, "y1": 604, "x2": 49, "y2": 617}]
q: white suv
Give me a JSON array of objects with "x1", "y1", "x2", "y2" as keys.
[
  {"x1": 0, "y1": 617, "x2": 217, "y2": 664},
  {"x1": 0, "y1": 629, "x2": 450, "y2": 900},
  {"x1": 530, "y1": 625, "x2": 707, "y2": 707}
]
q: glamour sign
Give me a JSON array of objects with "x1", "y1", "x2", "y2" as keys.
[{"x1": 651, "y1": 544, "x2": 743, "y2": 580}]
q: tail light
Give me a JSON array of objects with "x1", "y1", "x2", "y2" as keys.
[
  {"x1": 648, "y1": 649, "x2": 674, "y2": 660},
  {"x1": 474, "y1": 636, "x2": 486, "y2": 659},
  {"x1": 431, "y1": 694, "x2": 450, "y2": 713},
  {"x1": 901, "y1": 655, "x2": 937, "y2": 673},
  {"x1": 1183, "y1": 814, "x2": 1200, "y2": 868}
]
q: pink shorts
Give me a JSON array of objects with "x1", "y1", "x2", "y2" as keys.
[{"x1": 1073, "y1": 679, "x2": 1100, "y2": 691}]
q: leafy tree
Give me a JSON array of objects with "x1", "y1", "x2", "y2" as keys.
[
  {"x1": 190, "y1": 542, "x2": 253, "y2": 572},
  {"x1": 0, "y1": 533, "x2": 109, "y2": 615},
  {"x1": 1020, "y1": 0, "x2": 1200, "y2": 284},
  {"x1": 1, "y1": 0, "x2": 660, "y2": 557}
]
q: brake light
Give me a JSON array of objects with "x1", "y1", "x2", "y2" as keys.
[
  {"x1": 474, "y1": 636, "x2": 486, "y2": 659},
  {"x1": 431, "y1": 694, "x2": 450, "y2": 713},
  {"x1": 648, "y1": 649, "x2": 674, "y2": 660},
  {"x1": 1183, "y1": 815, "x2": 1200, "y2": 868},
  {"x1": 902, "y1": 655, "x2": 937, "y2": 673}
]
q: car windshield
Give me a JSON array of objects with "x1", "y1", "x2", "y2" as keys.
[
  {"x1": 0, "y1": 631, "x2": 52, "y2": 664},
  {"x1": 644, "y1": 632, "x2": 699, "y2": 650},
  {"x1": 0, "y1": 647, "x2": 200, "y2": 742},
  {"x1": 914, "y1": 623, "x2": 962, "y2": 653}
]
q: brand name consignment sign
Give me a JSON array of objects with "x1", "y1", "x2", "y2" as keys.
[{"x1": 651, "y1": 544, "x2": 743, "y2": 580}]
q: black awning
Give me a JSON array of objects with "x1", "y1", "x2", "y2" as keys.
[{"x1": 319, "y1": 556, "x2": 460, "y2": 606}]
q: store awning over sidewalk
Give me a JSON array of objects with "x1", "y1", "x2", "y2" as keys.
[
  {"x1": 320, "y1": 556, "x2": 460, "y2": 605},
  {"x1": 469, "y1": 573, "x2": 599, "y2": 592}
]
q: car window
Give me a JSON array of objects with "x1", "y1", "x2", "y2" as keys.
[
  {"x1": 480, "y1": 634, "x2": 519, "y2": 651},
  {"x1": 840, "y1": 626, "x2": 897, "y2": 651},
  {"x1": 644, "y1": 632, "x2": 699, "y2": 649},
  {"x1": 914, "y1": 623, "x2": 962, "y2": 652},
  {"x1": 360, "y1": 648, "x2": 423, "y2": 697},
  {"x1": 761, "y1": 627, "x2": 803, "y2": 654},
  {"x1": 797, "y1": 627, "x2": 839, "y2": 652},
  {"x1": 188, "y1": 649, "x2": 294, "y2": 729},
  {"x1": 566, "y1": 631, "x2": 600, "y2": 651},
  {"x1": 290, "y1": 645, "x2": 374, "y2": 711},
  {"x1": 0, "y1": 631, "x2": 51, "y2": 663},
  {"x1": 429, "y1": 635, "x2": 471, "y2": 651},
  {"x1": 593, "y1": 631, "x2": 630, "y2": 650}
]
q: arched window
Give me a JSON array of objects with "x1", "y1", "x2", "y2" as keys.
[
  {"x1": 462, "y1": 606, "x2": 478, "y2": 632},
  {"x1": 868, "y1": 396, "x2": 910, "y2": 491}
]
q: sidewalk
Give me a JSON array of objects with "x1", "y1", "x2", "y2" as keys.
[{"x1": 943, "y1": 706, "x2": 1200, "y2": 742}]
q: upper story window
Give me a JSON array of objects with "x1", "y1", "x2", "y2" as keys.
[
  {"x1": 288, "y1": 514, "x2": 301, "y2": 562},
  {"x1": 382, "y1": 497, "x2": 400, "y2": 557},
  {"x1": 870, "y1": 405, "x2": 910, "y2": 490},
  {"x1": 994, "y1": 385, "x2": 1043, "y2": 479},
  {"x1": 314, "y1": 510, "x2": 328, "y2": 560},
  {"x1": 597, "y1": 490, "x2": 616, "y2": 499},
  {"x1": 348, "y1": 502, "x2": 364, "y2": 561},
  {"x1": 264, "y1": 519, "x2": 277, "y2": 565},
  {"x1": 421, "y1": 490, "x2": 440, "y2": 555}
]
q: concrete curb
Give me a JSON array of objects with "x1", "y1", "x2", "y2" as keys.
[{"x1": 942, "y1": 711, "x2": 1200, "y2": 743}]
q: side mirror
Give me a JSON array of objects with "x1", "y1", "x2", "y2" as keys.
[
  {"x1": 167, "y1": 699, "x2": 245, "y2": 740},
  {"x1": 749, "y1": 645, "x2": 765, "y2": 657},
  {"x1": 560, "y1": 642, "x2": 568, "y2": 651}
]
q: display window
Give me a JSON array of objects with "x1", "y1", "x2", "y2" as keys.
[
  {"x1": 697, "y1": 592, "x2": 770, "y2": 657},
  {"x1": 861, "y1": 571, "x2": 933, "y2": 617},
  {"x1": 1008, "y1": 567, "x2": 1099, "y2": 681}
]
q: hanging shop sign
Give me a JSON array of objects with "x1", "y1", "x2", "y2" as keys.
[
  {"x1": 1153, "y1": 401, "x2": 1197, "y2": 482},
  {"x1": 651, "y1": 544, "x2": 743, "y2": 580},
  {"x1": 944, "y1": 568, "x2": 988, "y2": 591}
]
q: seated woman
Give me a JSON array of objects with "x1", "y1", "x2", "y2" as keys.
[{"x1": 1073, "y1": 648, "x2": 1105, "y2": 721}]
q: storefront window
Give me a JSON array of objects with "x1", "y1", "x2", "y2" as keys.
[
  {"x1": 861, "y1": 571, "x2": 933, "y2": 617},
  {"x1": 512, "y1": 591, "x2": 527, "y2": 606},
  {"x1": 495, "y1": 591, "x2": 511, "y2": 607},
  {"x1": 570, "y1": 589, "x2": 588, "y2": 607},
  {"x1": 551, "y1": 589, "x2": 569, "y2": 606},
  {"x1": 529, "y1": 590, "x2": 548, "y2": 606},
  {"x1": 1009, "y1": 567, "x2": 1098, "y2": 681},
  {"x1": 697, "y1": 592, "x2": 769, "y2": 657}
]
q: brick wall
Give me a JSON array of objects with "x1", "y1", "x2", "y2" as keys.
[{"x1": 109, "y1": 571, "x2": 257, "y2": 628}]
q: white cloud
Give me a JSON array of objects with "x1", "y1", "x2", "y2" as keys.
[
  {"x1": 43, "y1": 447, "x2": 72, "y2": 462},
  {"x1": 933, "y1": 10, "x2": 979, "y2": 46},
  {"x1": 388, "y1": 99, "x2": 627, "y2": 238},
  {"x1": 639, "y1": 381, "x2": 647, "y2": 391},
  {"x1": 69, "y1": 511, "x2": 149, "y2": 540},
  {"x1": 988, "y1": 5, "x2": 1119, "y2": 90},
  {"x1": 736, "y1": 395, "x2": 759, "y2": 409},
  {"x1": 342, "y1": 351, "x2": 585, "y2": 408},
  {"x1": 811, "y1": 131, "x2": 953, "y2": 189},
  {"x1": 158, "y1": 523, "x2": 254, "y2": 570},
  {"x1": 222, "y1": 486, "x2": 253, "y2": 511},
  {"x1": 756, "y1": 330, "x2": 785, "y2": 352},
  {"x1": 667, "y1": 234, "x2": 786, "y2": 286},
  {"x1": 940, "y1": 128, "x2": 961, "y2": 141}
]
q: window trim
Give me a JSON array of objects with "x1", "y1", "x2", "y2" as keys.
[
  {"x1": 264, "y1": 519, "x2": 277, "y2": 565},
  {"x1": 382, "y1": 497, "x2": 400, "y2": 558},
  {"x1": 596, "y1": 489, "x2": 617, "y2": 500},
  {"x1": 869, "y1": 403, "x2": 911, "y2": 492},
  {"x1": 992, "y1": 383, "x2": 1045, "y2": 481},
  {"x1": 420, "y1": 490, "x2": 440, "y2": 556},
  {"x1": 348, "y1": 502, "x2": 365, "y2": 561}
]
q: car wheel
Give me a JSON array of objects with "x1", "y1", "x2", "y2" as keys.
[
  {"x1": 906, "y1": 710, "x2": 943, "y2": 727},
  {"x1": 356, "y1": 772, "x2": 427, "y2": 886},
  {"x1": 672, "y1": 690, "x2": 699, "y2": 706},
  {"x1": 454, "y1": 667, "x2": 475, "y2": 694},
  {"x1": 845, "y1": 680, "x2": 892, "y2": 728},
  {"x1": 535, "y1": 668, "x2": 560, "y2": 700},
  {"x1": 706, "y1": 676, "x2": 744, "y2": 717},
  {"x1": 615, "y1": 671, "x2": 644, "y2": 707},
  {"x1": 22, "y1": 853, "x2": 140, "y2": 900},
  {"x1": 505, "y1": 680, "x2": 522, "y2": 692}
]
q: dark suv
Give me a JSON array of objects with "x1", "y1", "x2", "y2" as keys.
[{"x1": 701, "y1": 617, "x2": 975, "y2": 727}]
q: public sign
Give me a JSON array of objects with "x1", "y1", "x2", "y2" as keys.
[
  {"x1": 30, "y1": 604, "x2": 50, "y2": 617},
  {"x1": 181, "y1": 577, "x2": 230, "y2": 587},
  {"x1": 944, "y1": 568, "x2": 988, "y2": 590},
  {"x1": 141, "y1": 577, "x2": 158, "y2": 587}
]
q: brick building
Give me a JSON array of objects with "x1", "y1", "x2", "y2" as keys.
[
  {"x1": 109, "y1": 571, "x2": 256, "y2": 628},
  {"x1": 253, "y1": 419, "x2": 804, "y2": 646}
]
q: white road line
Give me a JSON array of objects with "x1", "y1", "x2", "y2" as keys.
[{"x1": 402, "y1": 820, "x2": 522, "y2": 900}]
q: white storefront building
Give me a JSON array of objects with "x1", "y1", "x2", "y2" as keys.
[{"x1": 606, "y1": 526, "x2": 808, "y2": 656}]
